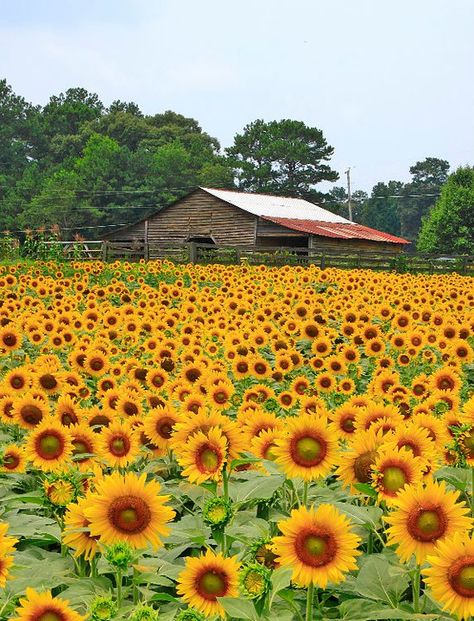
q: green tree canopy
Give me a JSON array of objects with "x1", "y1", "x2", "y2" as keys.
[
  {"x1": 417, "y1": 166, "x2": 474, "y2": 254},
  {"x1": 398, "y1": 157, "x2": 450, "y2": 240},
  {"x1": 226, "y1": 119, "x2": 338, "y2": 201}
]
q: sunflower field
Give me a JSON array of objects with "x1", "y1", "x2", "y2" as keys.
[{"x1": 0, "y1": 259, "x2": 474, "y2": 621}]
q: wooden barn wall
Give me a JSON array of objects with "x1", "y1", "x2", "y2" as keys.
[
  {"x1": 107, "y1": 190, "x2": 257, "y2": 246},
  {"x1": 106, "y1": 220, "x2": 146, "y2": 241},
  {"x1": 309, "y1": 236, "x2": 403, "y2": 254},
  {"x1": 256, "y1": 218, "x2": 308, "y2": 237}
]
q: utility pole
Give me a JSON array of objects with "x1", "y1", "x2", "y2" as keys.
[{"x1": 345, "y1": 168, "x2": 353, "y2": 222}]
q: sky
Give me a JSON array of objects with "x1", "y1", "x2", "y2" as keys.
[{"x1": 1, "y1": 0, "x2": 473, "y2": 192}]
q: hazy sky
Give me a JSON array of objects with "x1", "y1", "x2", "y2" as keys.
[{"x1": 1, "y1": 0, "x2": 473, "y2": 192}]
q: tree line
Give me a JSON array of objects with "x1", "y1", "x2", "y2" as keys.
[{"x1": 0, "y1": 79, "x2": 472, "y2": 253}]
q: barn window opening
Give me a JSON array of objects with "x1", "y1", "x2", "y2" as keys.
[{"x1": 187, "y1": 236, "x2": 216, "y2": 245}]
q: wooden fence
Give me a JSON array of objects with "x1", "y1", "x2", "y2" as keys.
[{"x1": 37, "y1": 240, "x2": 474, "y2": 275}]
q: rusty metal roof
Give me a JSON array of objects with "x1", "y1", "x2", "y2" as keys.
[{"x1": 263, "y1": 217, "x2": 409, "y2": 244}]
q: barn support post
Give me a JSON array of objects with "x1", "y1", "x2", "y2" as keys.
[
  {"x1": 101, "y1": 241, "x2": 109, "y2": 262},
  {"x1": 189, "y1": 242, "x2": 197, "y2": 263},
  {"x1": 144, "y1": 243, "x2": 149, "y2": 261},
  {"x1": 320, "y1": 253, "x2": 326, "y2": 269}
]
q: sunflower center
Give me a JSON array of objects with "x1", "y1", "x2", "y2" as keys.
[
  {"x1": 448, "y1": 557, "x2": 474, "y2": 597},
  {"x1": 382, "y1": 466, "x2": 407, "y2": 493},
  {"x1": 157, "y1": 417, "x2": 175, "y2": 439},
  {"x1": 292, "y1": 435, "x2": 326, "y2": 467},
  {"x1": 263, "y1": 443, "x2": 277, "y2": 461},
  {"x1": 198, "y1": 570, "x2": 227, "y2": 599},
  {"x1": 464, "y1": 431, "x2": 474, "y2": 455},
  {"x1": 11, "y1": 376, "x2": 24, "y2": 389},
  {"x1": 214, "y1": 391, "x2": 228, "y2": 404},
  {"x1": 198, "y1": 447, "x2": 220, "y2": 472},
  {"x1": 37, "y1": 612, "x2": 65, "y2": 621},
  {"x1": 408, "y1": 506, "x2": 447, "y2": 542},
  {"x1": 341, "y1": 416, "x2": 355, "y2": 433},
  {"x1": 40, "y1": 374, "x2": 58, "y2": 390},
  {"x1": 110, "y1": 435, "x2": 130, "y2": 456},
  {"x1": 108, "y1": 495, "x2": 152, "y2": 534},
  {"x1": 398, "y1": 440, "x2": 419, "y2": 456},
  {"x1": 22, "y1": 404, "x2": 43, "y2": 425},
  {"x1": 3, "y1": 453, "x2": 19, "y2": 469},
  {"x1": 37, "y1": 433, "x2": 63, "y2": 459},
  {"x1": 3, "y1": 333, "x2": 17, "y2": 346},
  {"x1": 295, "y1": 531, "x2": 336, "y2": 567},
  {"x1": 89, "y1": 357, "x2": 104, "y2": 371},
  {"x1": 353, "y1": 450, "x2": 377, "y2": 483},
  {"x1": 61, "y1": 411, "x2": 78, "y2": 426}
]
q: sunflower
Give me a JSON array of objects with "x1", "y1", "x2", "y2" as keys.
[
  {"x1": 430, "y1": 367, "x2": 461, "y2": 393},
  {"x1": 1, "y1": 445, "x2": 26, "y2": 473},
  {"x1": 63, "y1": 494, "x2": 99, "y2": 561},
  {"x1": 25, "y1": 418, "x2": 72, "y2": 472},
  {"x1": 10, "y1": 588, "x2": 85, "y2": 621},
  {"x1": 250, "y1": 428, "x2": 281, "y2": 461},
  {"x1": 171, "y1": 408, "x2": 245, "y2": 460},
  {"x1": 335, "y1": 428, "x2": 384, "y2": 493},
  {"x1": 354, "y1": 402, "x2": 404, "y2": 432},
  {"x1": 3, "y1": 368, "x2": 30, "y2": 393},
  {"x1": 84, "y1": 471, "x2": 175, "y2": 550},
  {"x1": 0, "y1": 522, "x2": 18, "y2": 588},
  {"x1": 239, "y1": 409, "x2": 283, "y2": 444},
  {"x1": 142, "y1": 406, "x2": 179, "y2": 450},
  {"x1": 272, "y1": 504, "x2": 361, "y2": 587},
  {"x1": 69, "y1": 424, "x2": 98, "y2": 471},
  {"x1": 411, "y1": 412, "x2": 451, "y2": 451},
  {"x1": 385, "y1": 479, "x2": 473, "y2": 564},
  {"x1": 424, "y1": 532, "x2": 474, "y2": 620},
  {"x1": 272, "y1": 413, "x2": 337, "y2": 481},
  {"x1": 390, "y1": 424, "x2": 438, "y2": 466},
  {"x1": 12, "y1": 393, "x2": 49, "y2": 429},
  {"x1": 371, "y1": 445, "x2": 424, "y2": 506},
  {"x1": 55, "y1": 394, "x2": 81, "y2": 427},
  {"x1": 0, "y1": 326, "x2": 21, "y2": 352},
  {"x1": 177, "y1": 427, "x2": 228, "y2": 484},
  {"x1": 33, "y1": 364, "x2": 62, "y2": 396},
  {"x1": 98, "y1": 420, "x2": 140, "y2": 468},
  {"x1": 177, "y1": 550, "x2": 240, "y2": 618},
  {"x1": 329, "y1": 404, "x2": 358, "y2": 439}
]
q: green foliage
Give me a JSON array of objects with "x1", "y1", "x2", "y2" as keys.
[
  {"x1": 417, "y1": 166, "x2": 474, "y2": 254},
  {"x1": 226, "y1": 118, "x2": 338, "y2": 201}
]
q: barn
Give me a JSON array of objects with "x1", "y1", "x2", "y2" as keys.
[{"x1": 104, "y1": 187, "x2": 408, "y2": 252}]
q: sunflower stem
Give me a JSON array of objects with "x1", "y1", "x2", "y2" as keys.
[
  {"x1": 223, "y1": 467, "x2": 229, "y2": 502},
  {"x1": 367, "y1": 530, "x2": 373, "y2": 555},
  {"x1": 305, "y1": 582, "x2": 314, "y2": 621},
  {"x1": 133, "y1": 566, "x2": 140, "y2": 604},
  {"x1": 412, "y1": 565, "x2": 420, "y2": 613},
  {"x1": 303, "y1": 481, "x2": 309, "y2": 506},
  {"x1": 116, "y1": 568, "x2": 123, "y2": 607}
]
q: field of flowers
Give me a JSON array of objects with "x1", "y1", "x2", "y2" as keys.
[{"x1": 0, "y1": 259, "x2": 474, "y2": 621}]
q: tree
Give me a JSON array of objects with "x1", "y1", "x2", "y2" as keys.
[
  {"x1": 417, "y1": 167, "x2": 474, "y2": 254},
  {"x1": 226, "y1": 119, "x2": 338, "y2": 200},
  {"x1": 325, "y1": 186, "x2": 368, "y2": 221},
  {"x1": 398, "y1": 157, "x2": 450, "y2": 240},
  {"x1": 0, "y1": 79, "x2": 38, "y2": 180},
  {"x1": 360, "y1": 182, "x2": 403, "y2": 236}
]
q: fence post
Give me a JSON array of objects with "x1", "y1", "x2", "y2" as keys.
[
  {"x1": 320, "y1": 253, "x2": 326, "y2": 269},
  {"x1": 189, "y1": 242, "x2": 197, "y2": 264},
  {"x1": 101, "y1": 241, "x2": 108, "y2": 262}
]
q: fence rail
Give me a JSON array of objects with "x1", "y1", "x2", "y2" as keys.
[{"x1": 31, "y1": 240, "x2": 474, "y2": 274}]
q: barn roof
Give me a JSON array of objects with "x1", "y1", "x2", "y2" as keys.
[
  {"x1": 262, "y1": 217, "x2": 409, "y2": 244},
  {"x1": 201, "y1": 187, "x2": 350, "y2": 223},
  {"x1": 202, "y1": 187, "x2": 409, "y2": 244}
]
